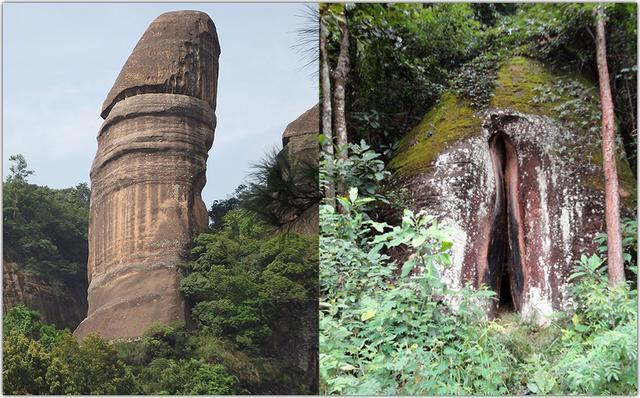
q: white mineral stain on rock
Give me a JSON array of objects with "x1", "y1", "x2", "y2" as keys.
[
  {"x1": 521, "y1": 286, "x2": 554, "y2": 326},
  {"x1": 535, "y1": 165, "x2": 553, "y2": 297},
  {"x1": 440, "y1": 220, "x2": 466, "y2": 291},
  {"x1": 560, "y1": 198, "x2": 572, "y2": 264}
]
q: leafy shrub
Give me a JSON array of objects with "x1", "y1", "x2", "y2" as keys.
[
  {"x1": 180, "y1": 209, "x2": 317, "y2": 350},
  {"x1": 190, "y1": 333, "x2": 261, "y2": 388},
  {"x1": 320, "y1": 144, "x2": 637, "y2": 395},
  {"x1": 3, "y1": 333, "x2": 51, "y2": 394},
  {"x1": 552, "y1": 254, "x2": 637, "y2": 394},
  {"x1": 141, "y1": 323, "x2": 189, "y2": 361},
  {"x1": 46, "y1": 333, "x2": 140, "y2": 395},
  {"x1": 595, "y1": 217, "x2": 638, "y2": 274},
  {"x1": 333, "y1": 140, "x2": 390, "y2": 199},
  {"x1": 2, "y1": 306, "x2": 140, "y2": 395},
  {"x1": 320, "y1": 186, "x2": 514, "y2": 395},
  {"x1": 156, "y1": 358, "x2": 239, "y2": 395},
  {"x1": 3, "y1": 305, "x2": 66, "y2": 351}
]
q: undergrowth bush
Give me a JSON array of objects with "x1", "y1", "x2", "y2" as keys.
[
  {"x1": 319, "y1": 143, "x2": 637, "y2": 395},
  {"x1": 320, "y1": 191, "x2": 514, "y2": 395},
  {"x1": 179, "y1": 210, "x2": 317, "y2": 351},
  {"x1": 3, "y1": 306, "x2": 140, "y2": 395},
  {"x1": 554, "y1": 254, "x2": 637, "y2": 394},
  {"x1": 320, "y1": 145, "x2": 516, "y2": 395}
]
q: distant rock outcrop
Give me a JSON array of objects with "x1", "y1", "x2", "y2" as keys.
[
  {"x1": 272, "y1": 104, "x2": 319, "y2": 391},
  {"x1": 74, "y1": 11, "x2": 220, "y2": 340},
  {"x1": 389, "y1": 57, "x2": 635, "y2": 323},
  {"x1": 282, "y1": 104, "x2": 320, "y2": 165},
  {"x1": 3, "y1": 262, "x2": 87, "y2": 329},
  {"x1": 279, "y1": 104, "x2": 320, "y2": 235}
]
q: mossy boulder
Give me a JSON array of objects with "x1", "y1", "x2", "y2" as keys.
[
  {"x1": 388, "y1": 56, "x2": 636, "y2": 324},
  {"x1": 391, "y1": 56, "x2": 635, "y2": 205},
  {"x1": 491, "y1": 56, "x2": 634, "y2": 205},
  {"x1": 389, "y1": 92, "x2": 481, "y2": 177}
]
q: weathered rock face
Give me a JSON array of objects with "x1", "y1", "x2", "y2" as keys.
[
  {"x1": 3, "y1": 261, "x2": 87, "y2": 329},
  {"x1": 390, "y1": 57, "x2": 635, "y2": 323},
  {"x1": 101, "y1": 11, "x2": 219, "y2": 119},
  {"x1": 282, "y1": 104, "x2": 320, "y2": 164},
  {"x1": 74, "y1": 11, "x2": 219, "y2": 340},
  {"x1": 280, "y1": 104, "x2": 320, "y2": 235}
]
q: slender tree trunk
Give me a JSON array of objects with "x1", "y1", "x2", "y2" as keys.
[
  {"x1": 332, "y1": 12, "x2": 350, "y2": 197},
  {"x1": 595, "y1": 4, "x2": 625, "y2": 286},
  {"x1": 319, "y1": 12, "x2": 336, "y2": 208}
]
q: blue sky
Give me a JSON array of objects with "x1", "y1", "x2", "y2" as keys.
[{"x1": 3, "y1": 3, "x2": 318, "y2": 205}]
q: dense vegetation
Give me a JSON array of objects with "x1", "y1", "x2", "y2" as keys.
[
  {"x1": 327, "y1": 3, "x2": 636, "y2": 171},
  {"x1": 3, "y1": 306, "x2": 138, "y2": 394},
  {"x1": 320, "y1": 3, "x2": 637, "y2": 395},
  {"x1": 3, "y1": 208, "x2": 318, "y2": 394},
  {"x1": 320, "y1": 147, "x2": 637, "y2": 395},
  {"x1": 3, "y1": 154, "x2": 89, "y2": 287},
  {"x1": 3, "y1": 156, "x2": 318, "y2": 394}
]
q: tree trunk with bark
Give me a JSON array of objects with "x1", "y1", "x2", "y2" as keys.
[
  {"x1": 332, "y1": 12, "x2": 350, "y2": 197},
  {"x1": 595, "y1": 4, "x2": 625, "y2": 286},
  {"x1": 319, "y1": 11, "x2": 336, "y2": 208}
]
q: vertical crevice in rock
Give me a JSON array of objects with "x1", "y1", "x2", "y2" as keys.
[
  {"x1": 487, "y1": 132, "x2": 525, "y2": 313},
  {"x1": 486, "y1": 133, "x2": 508, "y2": 296}
]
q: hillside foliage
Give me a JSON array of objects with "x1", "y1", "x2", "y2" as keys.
[
  {"x1": 3, "y1": 207, "x2": 318, "y2": 394},
  {"x1": 3, "y1": 154, "x2": 89, "y2": 285},
  {"x1": 3, "y1": 155, "x2": 318, "y2": 395}
]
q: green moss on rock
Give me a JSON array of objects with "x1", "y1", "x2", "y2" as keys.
[
  {"x1": 389, "y1": 92, "x2": 482, "y2": 177},
  {"x1": 491, "y1": 56, "x2": 604, "y2": 130},
  {"x1": 491, "y1": 56, "x2": 569, "y2": 115},
  {"x1": 390, "y1": 56, "x2": 636, "y2": 207},
  {"x1": 390, "y1": 56, "x2": 565, "y2": 178}
]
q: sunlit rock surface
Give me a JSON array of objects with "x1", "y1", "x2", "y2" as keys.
[
  {"x1": 75, "y1": 11, "x2": 219, "y2": 340},
  {"x1": 389, "y1": 57, "x2": 635, "y2": 324}
]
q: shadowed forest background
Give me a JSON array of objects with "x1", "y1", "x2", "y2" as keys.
[{"x1": 319, "y1": 3, "x2": 637, "y2": 395}]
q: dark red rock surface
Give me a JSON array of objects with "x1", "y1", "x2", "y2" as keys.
[
  {"x1": 389, "y1": 58, "x2": 635, "y2": 324},
  {"x1": 392, "y1": 109, "x2": 631, "y2": 323}
]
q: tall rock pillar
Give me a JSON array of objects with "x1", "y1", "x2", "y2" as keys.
[{"x1": 74, "y1": 11, "x2": 220, "y2": 340}]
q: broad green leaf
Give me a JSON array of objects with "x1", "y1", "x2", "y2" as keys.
[
  {"x1": 349, "y1": 187, "x2": 359, "y2": 203},
  {"x1": 361, "y1": 308, "x2": 377, "y2": 321},
  {"x1": 411, "y1": 234, "x2": 427, "y2": 248},
  {"x1": 401, "y1": 259, "x2": 416, "y2": 278}
]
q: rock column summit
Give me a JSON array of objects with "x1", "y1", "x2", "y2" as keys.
[{"x1": 74, "y1": 11, "x2": 220, "y2": 340}]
